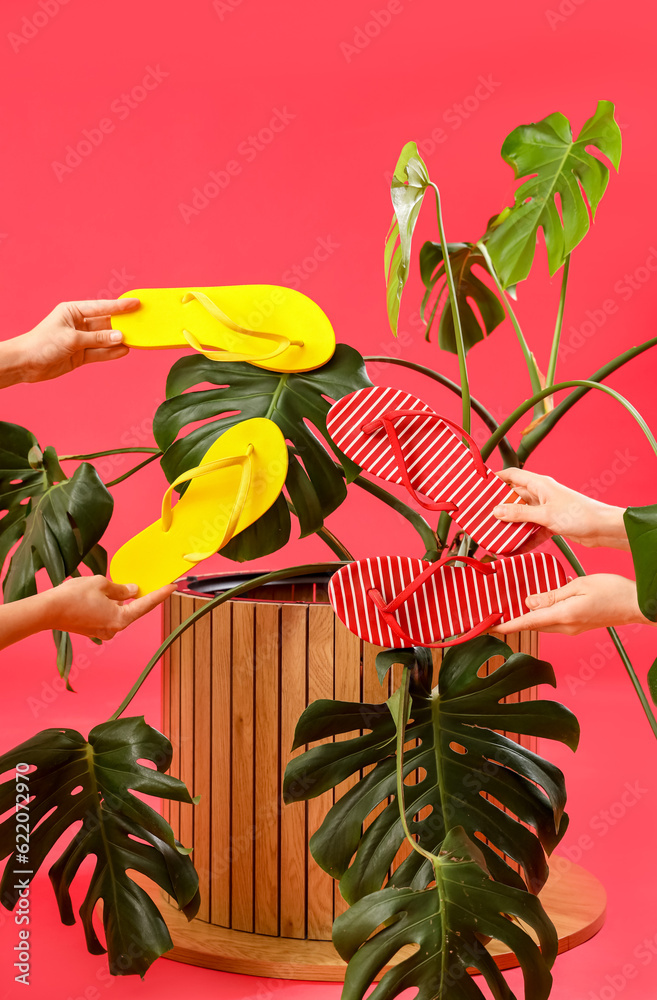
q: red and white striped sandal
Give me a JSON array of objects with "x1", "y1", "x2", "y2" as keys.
[
  {"x1": 328, "y1": 552, "x2": 568, "y2": 648},
  {"x1": 327, "y1": 386, "x2": 539, "y2": 555}
]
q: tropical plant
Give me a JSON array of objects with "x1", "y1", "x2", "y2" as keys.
[{"x1": 1, "y1": 97, "x2": 656, "y2": 996}]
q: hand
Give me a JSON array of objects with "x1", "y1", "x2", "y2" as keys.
[
  {"x1": 492, "y1": 468, "x2": 629, "y2": 551},
  {"x1": 42, "y1": 576, "x2": 176, "y2": 640},
  {"x1": 495, "y1": 574, "x2": 655, "y2": 636},
  {"x1": 0, "y1": 298, "x2": 139, "y2": 387}
]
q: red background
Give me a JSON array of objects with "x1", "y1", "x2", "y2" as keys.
[{"x1": 1, "y1": 0, "x2": 657, "y2": 997}]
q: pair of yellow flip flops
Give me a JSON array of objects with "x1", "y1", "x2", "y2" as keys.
[{"x1": 109, "y1": 285, "x2": 335, "y2": 595}]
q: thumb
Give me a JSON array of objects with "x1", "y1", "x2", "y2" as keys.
[{"x1": 493, "y1": 501, "x2": 548, "y2": 525}]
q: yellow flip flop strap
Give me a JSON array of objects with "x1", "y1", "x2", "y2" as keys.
[
  {"x1": 180, "y1": 290, "x2": 303, "y2": 363},
  {"x1": 160, "y1": 445, "x2": 254, "y2": 561}
]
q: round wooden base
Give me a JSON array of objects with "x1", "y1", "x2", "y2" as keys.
[{"x1": 153, "y1": 858, "x2": 606, "y2": 982}]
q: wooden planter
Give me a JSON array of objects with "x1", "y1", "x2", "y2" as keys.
[{"x1": 153, "y1": 571, "x2": 606, "y2": 980}]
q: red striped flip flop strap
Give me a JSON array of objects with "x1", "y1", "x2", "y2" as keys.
[
  {"x1": 360, "y1": 408, "x2": 488, "y2": 512},
  {"x1": 366, "y1": 554, "x2": 503, "y2": 648}
]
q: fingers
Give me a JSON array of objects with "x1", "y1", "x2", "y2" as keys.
[
  {"x1": 121, "y1": 584, "x2": 177, "y2": 625},
  {"x1": 80, "y1": 346, "x2": 130, "y2": 365},
  {"x1": 525, "y1": 579, "x2": 580, "y2": 610},
  {"x1": 495, "y1": 468, "x2": 538, "y2": 488},
  {"x1": 103, "y1": 580, "x2": 140, "y2": 601},
  {"x1": 493, "y1": 501, "x2": 549, "y2": 525},
  {"x1": 495, "y1": 604, "x2": 573, "y2": 634},
  {"x1": 66, "y1": 326, "x2": 126, "y2": 350},
  {"x1": 67, "y1": 297, "x2": 140, "y2": 318}
]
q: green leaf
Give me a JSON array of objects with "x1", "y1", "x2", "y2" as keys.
[
  {"x1": 0, "y1": 420, "x2": 43, "y2": 511},
  {"x1": 333, "y1": 826, "x2": 557, "y2": 1000},
  {"x1": 385, "y1": 142, "x2": 431, "y2": 335},
  {"x1": 420, "y1": 241, "x2": 505, "y2": 354},
  {"x1": 487, "y1": 100, "x2": 622, "y2": 287},
  {"x1": 0, "y1": 717, "x2": 200, "y2": 978},
  {"x1": 152, "y1": 345, "x2": 371, "y2": 561},
  {"x1": 284, "y1": 635, "x2": 578, "y2": 901},
  {"x1": 648, "y1": 656, "x2": 657, "y2": 706},
  {"x1": 624, "y1": 504, "x2": 657, "y2": 622},
  {"x1": 3, "y1": 462, "x2": 113, "y2": 602}
]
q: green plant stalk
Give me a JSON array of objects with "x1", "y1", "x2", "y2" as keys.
[
  {"x1": 109, "y1": 562, "x2": 348, "y2": 721},
  {"x1": 519, "y1": 335, "x2": 657, "y2": 462},
  {"x1": 316, "y1": 525, "x2": 354, "y2": 561},
  {"x1": 429, "y1": 183, "x2": 471, "y2": 433},
  {"x1": 286, "y1": 499, "x2": 354, "y2": 561},
  {"x1": 481, "y1": 380, "x2": 657, "y2": 464},
  {"x1": 476, "y1": 240, "x2": 543, "y2": 403},
  {"x1": 392, "y1": 661, "x2": 448, "y2": 989},
  {"x1": 393, "y1": 666, "x2": 435, "y2": 862},
  {"x1": 437, "y1": 510, "x2": 452, "y2": 548},
  {"x1": 59, "y1": 447, "x2": 161, "y2": 460},
  {"x1": 364, "y1": 355, "x2": 519, "y2": 468},
  {"x1": 105, "y1": 453, "x2": 162, "y2": 488},
  {"x1": 546, "y1": 254, "x2": 571, "y2": 387},
  {"x1": 265, "y1": 374, "x2": 288, "y2": 419},
  {"x1": 552, "y1": 535, "x2": 657, "y2": 740},
  {"x1": 350, "y1": 472, "x2": 440, "y2": 556}
]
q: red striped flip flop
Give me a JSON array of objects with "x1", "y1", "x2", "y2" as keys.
[
  {"x1": 328, "y1": 552, "x2": 568, "y2": 648},
  {"x1": 327, "y1": 386, "x2": 539, "y2": 555}
]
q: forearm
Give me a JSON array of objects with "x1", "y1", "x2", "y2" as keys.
[
  {"x1": 0, "y1": 335, "x2": 29, "y2": 389},
  {"x1": 0, "y1": 592, "x2": 57, "y2": 650}
]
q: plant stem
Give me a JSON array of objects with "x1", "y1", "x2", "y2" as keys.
[
  {"x1": 393, "y1": 667, "x2": 434, "y2": 861},
  {"x1": 108, "y1": 562, "x2": 347, "y2": 721},
  {"x1": 476, "y1": 241, "x2": 543, "y2": 402},
  {"x1": 364, "y1": 355, "x2": 518, "y2": 468},
  {"x1": 285, "y1": 498, "x2": 355, "y2": 561},
  {"x1": 316, "y1": 526, "x2": 354, "y2": 561},
  {"x1": 105, "y1": 453, "x2": 161, "y2": 488},
  {"x1": 552, "y1": 535, "x2": 657, "y2": 740},
  {"x1": 546, "y1": 254, "x2": 570, "y2": 387},
  {"x1": 59, "y1": 447, "x2": 161, "y2": 460},
  {"x1": 519, "y1": 335, "x2": 657, "y2": 462},
  {"x1": 265, "y1": 374, "x2": 288, "y2": 419},
  {"x1": 481, "y1": 380, "x2": 657, "y2": 465},
  {"x1": 429, "y1": 183, "x2": 471, "y2": 433},
  {"x1": 349, "y1": 472, "x2": 440, "y2": 557}
]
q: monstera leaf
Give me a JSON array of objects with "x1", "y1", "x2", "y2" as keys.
[
  {"x1": 152, "y1": 345, "x2": 372, "y2": 561},
  {"x1": 284, "y1": 637, "x2": 578, "y2": 901},
  {"x1": 0, "y1": 717, "x2": 200, "y2": 978},
  {"x1": 419, "y1": 241, "x2": 505, "y2": 354},
  {"x1": 333, "y1": 826, "x2": 557, "y2": 1000},
  {"x1": 385, "y1": 141, "x2": 431, "y2": 335},
  {"x1": 624, "y1": 504, "x2": 657, "y2": 622},
  {"x1": 0, "y1": 422, "x2": 114, "y2": 680},
  {"x1": 487, "y1": 100, "x2": 622, "y2": 287}
]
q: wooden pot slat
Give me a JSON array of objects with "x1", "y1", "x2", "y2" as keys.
[{"x1": 162, "y1": 580, "x2": 545, "y2": 941}]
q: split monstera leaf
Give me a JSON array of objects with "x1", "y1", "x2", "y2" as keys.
[
  {"x1": 385, "y1": 100, "x2": 622, "y2": 347},
  {"x1": 0, "y1": 421, "x2": 113, "y2": 683},
  {"x1": 285, "y1": 636, "x2": 579, "y2": 1000},
  {"x1": 0, "y1": 717, "x2": 199, "y2": 977},
  {"x1": 152, "y1": 343, "x2": 372, "y2": 561}
]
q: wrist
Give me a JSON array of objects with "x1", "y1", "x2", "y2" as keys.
[
  {"x1": 36, "y1": 586, "x2": 65, "y2": 631},
  {"x1": 592, "y1": 505, "x2": 630, "y2": 550}
]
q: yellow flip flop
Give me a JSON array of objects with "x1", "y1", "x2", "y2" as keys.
[
  {"x1": 109, "y1": 419, "x2": 288, "y2": 596},
  {"x1": 112, "y1": 285, "x2": 335, "y2": 373}
]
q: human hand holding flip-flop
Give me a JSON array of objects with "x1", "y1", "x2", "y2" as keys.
[{"x1": 0, "y1": 297, "x2": 139, "y2": 388}]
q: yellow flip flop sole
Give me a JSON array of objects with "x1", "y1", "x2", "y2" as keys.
[
  {"x1": 109, "y1": 418, "x2": 288, "y2": 596},
  {"x1": 112, "y1": 285, "x2": 335, "y2": 373}
]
